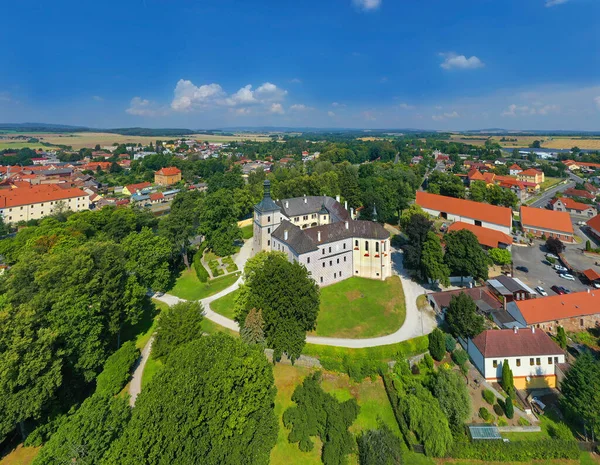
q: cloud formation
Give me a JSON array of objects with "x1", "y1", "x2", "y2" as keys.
[
  {"x1": 502, "y1": 103, "x2": 560, "y2": 117},
  {"x1": 440, "y1": 53, "x2": 484, "y2": 70},
  {"x1": 269, "y1": 103, "x2": 284, "y2": 114},
  {"x1": 126, "y1": 97, "x2": 166, "y2": 117},
  {"x1": 290, "y1": 104, "x2": 312, "y2": 112},
  {"x1": 432, "y1": 111, "x2": 459, "y2": 121},
  {"x1": 352, "y1": 0, "x2": 381, "y2": 11},
  {"x1": 545, "y1": 0, "x2": 569, "y2": 6}
]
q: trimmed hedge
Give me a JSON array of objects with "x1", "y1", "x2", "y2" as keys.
[
  {"x1": 448, "y1": 438, "x2": 580, "y2": 461},
  {"x1": 95, "y1": 341, "x2": 140, "y2": 396},
  {"x1": 193, "y1": 249, "x2": 209, "y2": 283},
  {"x1": 479, "y1": 407, "x2": 492, "y2": 422},
  {"x1": 482, "y1": 389, "x2": 496, "y2": 405},
  {"x1": 381, "y1": 374, "x2": 416, "y2": 450}
]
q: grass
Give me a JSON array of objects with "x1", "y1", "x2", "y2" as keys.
[
  {"x1": 540, "y1": 177, "x2": 564, "y2": 191},
  {"x1": 417, "y1": 294, "x2": 429, "y2": 310},
  {"x1": 241, "y1": 224, "x2": 254, "y2": 239},
  {"x1": 168, "y1": 269, "x2": 240, "y2": 301},
  {"x1": 210, "y1": 289, "x2": 239, "y2": 320},
  {"x1": 434, "y1": 459, "x2": 585, "y2": 465},
  {"x1": 0, "y1": 445, "x2": 40, "y2": 465},
  {"x1": 312, "y1": 276, "x2": 406, "y2": 338},
  {"x1": 141, "y1": 356, "x2": 163, "y2": 389}
]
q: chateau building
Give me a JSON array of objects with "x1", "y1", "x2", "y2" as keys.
[{"x1": 253, "y1": 181, "x2": 392, "y2": 286}]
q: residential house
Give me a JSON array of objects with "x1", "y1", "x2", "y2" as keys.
[
  {"x1": 81, "y1": 161, "x2": 112, "y2": 172},
  {"x1": 509, "y1": 164, "x2": 523, "y2": 176},
  {"x1": 416, "y1": 191, "x2": 513, "y2": 235},
  {"x1": 562, "y1": 188, "x2": 594, "y2": 200},
  {"x1": 508, "y1": 290, "x2": 600, "y2": 333},
  {"x1": 587, "y1": 214, "x2": 600, "y2": 241},
  {"x1": 467, "y1": 328, "x2": 565, "y2": 389},
  {"x1": 584, "y1": 182, "x2": 599, "y2": 196},
  {"x1": 123, "y1": 182, "x2": 152, "y2": 196},
  {"x1": 154, "y1": 167, "x2": 182, "y2": 186},
  {"x1": 447, "y1": 222, "x2": 513, "y2": 250},
  {"x1": 149, "y1": 192, "x2": 165, "y2": 204},
  {"x1": 550, "y1": 197, "x2": 597, "y2": 217},
  {"x1": 517, "y1": 168, "x2": 545, "y2": 186},
  {"x1": 562, "y1": 160, "x2": 600, "y2": 172},
  {"x1": 520, "y1": 206, "x2": 574, "y2": 242},
  {"x1": 427, "y1": 287, "x2": 504, "y2": 320},
  {"x1": 487, "y1": 275, "x2": 536, "y2": 305}
]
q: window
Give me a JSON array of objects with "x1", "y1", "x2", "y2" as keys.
[
  {"x1": 343, "y1": 243, "x2": 346, "y2": 250},
  {"x1": 329, "y1": 260, "x2": 332, "y2": 266},
  {"x1": 294, "y1": 217, "x2": 299, "y2": 222},
  {"x1": 530, "y1": 358, "x2": 534, "y2": 366},
  {"x1": 554, "y1": 356, "x2": 559, "y2": 363},
  {"x1": 536, "y1": 358, "x2": 541, "y2": 366},
  {"x1": 580, "y1": 319, "x2": 584, "y2": 327},
  {"x1": 548, "y1": 357, "x2": 553, "y2": 365},
  {"x1": 365, "y1": 241, "x2": 369, "y2": 251},
  {"x1": 337, "y1": 258, "x2": 339, "y2": 264},
  {"x1": 320, "y1": 277, "x2": 323, "y2": 283},
  {"x1": 333, "y1": 273, "x2": 336, "y2": 278},
  {"x1": 307, "y1": 257, "x2": 310, "y2": 264},
  {"x1": 322, "y1": 249, "x2": 325, "y2": 255},
  {"x1": 8, "y1": 208, "x2": 12, "y2": 212},
  {"x1": 322, "y1": 262, "x2": 325, "y2": 268},
  {"x1": 493, "y1": 360, "x2": 498, "y2": 368},
  {"x1": 267, "y1": 240, "x2": 270, "y2": 246},
  {"x1": 328, "y1": 247, "x2": 331, "y2": 253},
  {"x1": 20, "y1": 207, "x2": 23, "y2": 210},
  {"x1": 303, "y1": 215, "x2": 308, "y2": 220},
  {"x1": 344, "y1": 256, "x2": 347, "y2": 262},
  {"x1": 516, "y1": 359, "x2": 521, "y2": 367},
  {"x1": 267, "y1": 228, "x2": 270, "y2": 234},
  {"x1": 267, "y1": 216, "x2": 271, "y2": 222},
  {"x1": 376, "y1": 242, "x2": 379, "y2": 253},
  {"x1": 355, "y1": 240, "x2": 358, "y2": 247},
  {"x1": 475, "y1": 220, "x2": 482, "y2": 227}
]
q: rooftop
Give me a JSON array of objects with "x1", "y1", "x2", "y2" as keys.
[
  {"x1": 587, "y1": 214, "x2": 600, "y2": 232},
  {"x1": 428, "y1": 287, "x2": 502, "y2": 312},
  {"x1": 275, "y1": 195, "x2": 349, "y2": 222},
  {"x1": 551, "y1": 197, "x2": 594, "y2": 211},
  {"x1": 472, "y1": 328, "x2": 562, "y2": 358},
  {"x1": 447, "y1": 222, "x2": 513, "y2": 249},
  {"x1": 0, "y1": 184, "x2": 87, "y2": 209},
  {"x1": 520, "y1": 206, "x2": 574, "y2": 235},
  {"x1": 155, "y1": 167, "x2": 181, "y2": 176},
  {"x1": 515, "y1": 290, "x2": 600, "y2": 324}
]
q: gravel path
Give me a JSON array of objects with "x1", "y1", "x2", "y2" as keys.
[{"x1": 128, "y1": 335, "x2": 154, "y2": 407}]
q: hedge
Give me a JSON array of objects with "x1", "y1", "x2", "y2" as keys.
[
  {"x1": 448, "y1": 438, "x2": 580, "y2": 461},
  {"x1": 193, "y1": 249, "x2": 209, "y2": 283},
  {"x1": 479, "y1": 407, "x2": 492, "y2": 422},
  {"x1": 381, "y1": 374, "x2": 416, "y2": 450},
  {"x1": 95, "y1": 341, "x2": 140, "y2": 396},
  {"x1": 320, "y1": 355, "x2": 387, "y2": 382},
  {"x1": 482, "y1": 389, "x2": 496, "y2": 405}
]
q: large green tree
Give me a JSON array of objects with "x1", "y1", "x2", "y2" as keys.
[
  {"x1": 357, "y1": 424, "x2": 403, "y2": 465},
  {"x1": 421, "y1": 232, "x2": 450, "y2": 286},
  {"x1": 431, "y1": 368, "x2": 471, "y2": 431},
  {"x1": 103, "y1": 335, "x2": 278, "y2": 465},
  {"x1": 199, "y1": 189, "x2": 242, "y2": 256},
  {"x1": 234, "y1": 252, "x2": 320, "y2": 362},
  {"x1": 444, "y1": 229, "x2": 490, "y2": 280},
  {"x1": 153, "y1": 301, "x2": 204, "y2": 359},
  {"x1": 122, "y1": 227, "x2": 172, "y2": 292},
  {"x1": 445, "y1": 292, "x2": 485, "y2": 340}
]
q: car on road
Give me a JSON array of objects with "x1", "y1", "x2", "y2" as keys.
[
  {"x1": 554, "y1": 264, "x2": 568, "y2": 272},
  {"x1": 551, "y1": 285, "x2": 565, "y2": 295},
  {"x1": 535, "y1": 286, "x2": 548, "y2": 296},
  {"x1": 546, "y1": 253, "x2": 559, "y2": 260},
  {"x1": 594, "y1": 283, "x2": 600, "y2": 289},
  {"x1": 516, "y1": 266, "x2": 529, "y2": 273},
  {"x1": 559, "y1": 273, "x2": 576, "y2": 281}
]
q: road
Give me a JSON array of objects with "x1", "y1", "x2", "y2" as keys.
[
  {"x1": 529, "y1": 179, "x2": 573, "y2": 208},
  {"x1": 129, "y1": 335, "x2": 154, "y2": 406}
]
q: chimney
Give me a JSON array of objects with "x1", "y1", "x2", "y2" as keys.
[
  {"x1": 345, "y1": 221, "x2": 349, "y2": 230},
  {"x1": 304, "y1": 195, "x2": 307, "y2": 204},
  {"x1": 514, "y1": 326, "x2": 518, "y2": 334},
  {"x1": 351, "y1": 207, "x2": 354, "y2": 219},
  {"x1": 336, "y1": 195, "x2": 340, "y2": 203},
  {"x1": 317, "y1": 231, "x2": 321, "y2": 242},
  {"x1": 285, "y1": 201, "x2": 289, "y2": 208},
  {"x1": 531, "y1": 326, "x2": 535, "y2": 334},
  {"x1": 344, "y1": 200, "x2": 348, "y2": 210},
  {"x1": 284, "y1": 230, "x2": 288, "y2": 241}
]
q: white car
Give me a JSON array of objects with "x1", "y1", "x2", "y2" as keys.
[
  {"x1": 559, "y1": 273, "x2": 575, "y2": 281},
  {"x1": 554, "y1": 264, "x2": 568, "y2": 272},
  {"x1": 593, "y1": 283, "x2": 600, "y2": 289},
  {"x1": 546, "y1": 253, "x2": 559, "y2": 260},
  {"x1": 535, "y1": 286, "x2": 548, "y2": 296}
]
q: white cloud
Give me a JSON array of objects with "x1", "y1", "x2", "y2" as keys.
[
  {"x1": 234, "y1": 107, "x2": 251, "y2": 116},
  {"x1": 328, "y1": 111, "x2": 336, "y2": 117},
  {"x1": 255, "y1": 82, "x2": 287, "y2": 102},
  {"x1": 331, "y1": 102, "x2": 346, "y2": 108},
  {"x1": 363, "y1": 111, "x2": 376, "y2": 121},
  {"x1": 290, "y1": 104, "x2": 312, "y2": 112},
  {"x1": 502, "y1": 103, "x2": 560, "y2": 117},
  {"x1": 594, "y1": 96, "x2": 600, "y2": 110},
  {"x1": 398, "y1": 103, "x2": 415, "y2": 110},
  {"x1": 440, "y1": 53, "x2": 484, "y2": 70},
  {"x1": 126, "y1": 97, "x2": 166, "y2": 117},
  {"x1": 92, "y1": 95, "x2": 104, "y2": 102},
  {"x1": 352, "y1": 0, "x2": 381, "y2": 11},
  {"x1": 289, "y1": 78, "x2": 302, "y2": 84},
  {"x1": 269, "y1": 103, "x2": 284, "y2": 114},
  {"x1": 224, "y1": 84, "x2": 257, "y2": 106},
  {"x1": 432, "y1": 111, "x2": 460, "y2": 121},
  {"x1": 545, "y1": 0, "x2": 569, "y2": 6},
  {"x1": 170, "y1": 79, "x2": 225, "y2": 112}
]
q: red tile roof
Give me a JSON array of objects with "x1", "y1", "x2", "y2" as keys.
[
  {"x1": 563, "y1": 160, "x2": 600, "y2": 169},
  {"x1": 516, "y1": 290, "x2": 600, "y2": 324},
  {"x1": 520, "y1": 168, "x2": 543, "y2": 177},
  {"x1": 583, "y1": 269, "x2": 600, "y2": 282},
  {"x1": 472, "y1": 329, "x2": 562, "y2": 358},
  {"x1": 0, "y1": 184, "x2": 87, "y2": 209},
  {"x1": 563, "y1": 188, "x2": 594, "y2": 200},
  {"x1": 447, "y1": 222, "x2": 513, "y2": 249},
  {"x1": 587, "y1": 214, "x2": 600, "y2": 233},
  {"x1": 551, "y1": 197, "x2": 594, "y2": 212},
  {"x1": 416, "y1": 191, "x2": 512, "y2": 228},
  {"x1": 125, "y1": 182, "x2": 152, "y2": 194},
  {"x1": 155, "y1": 167, "x2": 181, "y2": 176},
  {"x1": 520, "y1": 206, "x2": 574, "y2": 235},
  {"x1": 150, "y1": 192, "x2": 164, "y2": 201},
  {"x1": 509, "y1": 164, "x2": 522, "y2": 171}
]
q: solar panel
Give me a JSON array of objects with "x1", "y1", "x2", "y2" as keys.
[{"x1": 468, "y1": 425, "x2": 502, "y2": 440}]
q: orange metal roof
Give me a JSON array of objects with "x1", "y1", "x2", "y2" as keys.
[
  {"x1": 0, "y1": 184, "x2": 87, "y2": 209},
  {"x1": 516, "y1": 291, "x2": 600, "y2": 324},
  {"x1": 520, "y1": 206, "x2": 574, "y2": 235},
  {"x1": 447, "y1": 222, "x2": 513, "y2": 248},
  {"x1": 416, "y1": 191, "x2": 512, "y2": 227},
  {"x1": 583, "y1": 269, "x2": 600, "y2": 282}
]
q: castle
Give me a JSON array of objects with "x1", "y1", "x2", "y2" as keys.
[{"x1": 253, "y1": 180, "x2": 392, "y2": 286}]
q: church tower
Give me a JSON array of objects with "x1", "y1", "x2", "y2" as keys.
[{"x1": 253, "y1": 180, "x2": 282, "y2": 255}]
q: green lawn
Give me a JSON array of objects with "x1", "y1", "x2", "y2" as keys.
[
  {"x1": 169, "y1": 269, "x2": 240, "y2": 301},
  {"x1": 141, "y1": 356, "x2": 163, "y2": 389},
  {"x1": 540, "y1": 177, "x2": 563, "y2": 191},
  {"x1": 313, "y1": 276, "x2": 406, "y2": 338},
  {"x1": 210, "y1": 289, "x2": 239, "y2": 320},
  {"x1": 241, "y1": 224, "x2": 254, "y2": 239}
]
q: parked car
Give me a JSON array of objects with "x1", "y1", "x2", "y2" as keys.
[
  {"x1": 516, "y1": 266, "x2": 529, "y2": 273},
  {"x1": 593, "y1": 283, "x2": 600, "y2": 289},
  {"x1": 559, "y1": 273, "x2": 576, "y2": 281},
  {"x1": 535, "y1": 286, "x2": 548, "y2": 296},
  {"x1": 551, "y1": 285, "x2": 565, "y2": 295},
  {"x1": 554, "y1": 264, "x2": 568, "y2": 272},
  {"x1": 546, "y1": 253, "x2": 559, "y2": 260},
  {"x1": 440, "y1": 223, "x2": 448, "y2": 233},
  {"x1": 561, "y1": 286, "x2": 572, "y2": 294},
  {"x1": 578, "y1": 221, "x2": 586, "y2": 226}
]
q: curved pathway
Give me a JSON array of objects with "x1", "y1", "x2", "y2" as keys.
[
  {"x1": 129, "y1": 335, "x2": 154, "y2": 406},
  {"x1": 154, "y1": 240, "x2": 436, "y2": 348}
]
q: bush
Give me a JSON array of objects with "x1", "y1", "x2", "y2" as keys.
[
  {"x1": 193, "y1": 249, "x2": 209, "y2": 283},
  {"x1": 423, "y1": 353, "x2": 434, "y2": 370},
  {"x1": 428, "y1": 328, "x2": 446, "y2": 361},
  {"x1": 548, "y1": 422, "x2": 574, "y2": 441},
  {"x1": 498, "y1": 417, "x2": 508, "y2": 427},
  {"x1": 445, "y1": 334, "x2": 457, "y2": 352},
  {"x1": 493, "y1": 403, "x2": 504, "y2": 417},
  {"x1": 504, "y1": 395, "x2": 515, "y2": 419},
  {"x1": 357, "y1": 424, "x2": 403, "y2": 465},
  {"x1": 518, "y1": 416, "x2": 531, "y2": 426},
  {"x1": 452, "y1": 348, "x2": 468, "y2": 366},
  {"x1": 448, "y1": 437, "x2": 579, "y2": 461},
  {"x1": 482, "y1": 389, "x2": 496, "y2": 405},
  {"x1": 95, "y1": 341, "x2": 140, "y2": 396},
  {"x1": 479, "y1": 407, "x2": 492, "y2": 422}
]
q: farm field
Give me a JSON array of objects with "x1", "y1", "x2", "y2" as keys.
[{"x1": 449, "y1": 134, "x2": 600, "y2": 150}]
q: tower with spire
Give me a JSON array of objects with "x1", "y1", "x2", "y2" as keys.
[{"x1": 253, "y1": 180, "x2": 282, "y2": 254}]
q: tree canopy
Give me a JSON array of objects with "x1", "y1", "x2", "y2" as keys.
[
  {"x1": 444, "y1": 229, "x2": 490, "y2": 280},
  {"x1": 152, "y1": 301, "x2": 204, "y2": 359},
  {"x1": 445, "y1": 292, "x2": 485, "y2": 340}
]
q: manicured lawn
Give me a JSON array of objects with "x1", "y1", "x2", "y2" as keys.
[
  {"x1": 210, "y1": 289, "x2": 239, "y2": 320},
  {"x1": 241, "y1": 224, "x2": 254, "y2": 239},
  {"x1": 141, "y1": 356, "x2": 163, "y2": 389},
  {"x1": 201, "y1": 318, "x2": 238, "y2": 337},
  {"x1": 540, "y1": 177, "x2": 563, "y2": 191},
  {"x1": 169, "y1": 269, "x2": 240, "y2": 301},
  {"x1": 312, "y1": 276, "x2": 406, "y2": 338},
  {"x1": 0, "y1": 445, "x2": 40, "y2": 465}
]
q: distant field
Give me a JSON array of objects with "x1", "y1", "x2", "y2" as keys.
[
  {"x1": 450, "y1": 134, "x2": 600, "y2": 150},
  {"x1": 541, "y1": 137, "x2": 600, "y2": 150},
  {"x1": 0, "y1": 141, "x2": 51, "y2": 150},
  {"x1": 0, "y1": 131, "x2": 271, "y2": 150}
]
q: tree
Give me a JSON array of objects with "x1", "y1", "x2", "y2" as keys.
[
  {"x1": 586, "y1": 240, "x2": 592, "y2": 252},
  {"x1": 241, "y1": 308, "x2": 265, "y2": 345},
  {"x1": 428, "y1": 328, "x2": 446, "y2": 361},
  {"x1": 122, "y1": 227, "x2": 172, "y2": 292},
  {"x1": 445, "y1": 292, "x2": 484, "y2": 340},
  {"x1": 103, "y1": 335, "x2": 278, "y2": 465},
  {"x1": 530, "y1": 140, "x2": 542, "y2": 149},
  {"x1": 469, "y1": 181, "x2": 487, "y2": 203},
  {"x1": 488, "y1": 248, "x2": 512, "y2": 266},
  {"x1": 199, "y1": 189, "x2": 242, "y2": 256},
  {"x1": 357, "y1": 424, "x2": 403, "y2": 465},
  {"x1": 403, "y1": 213, "x2": 433, "y2": 275},
  {"x1": 502, "y1": 359, "x2": 515, "y2": 397},
  {"x1": 444, "y1": 229, "x2": 490, "y2": 280},
  {"x1": 546, "y1": 237, "x2": 565, "y2": 255},
  {"x1": 560, "y1": 352, "x2": 600, "y2": 440},
  {"x1": 95, "y1": 341, "x2": 139, "y2": 396},
  {"x1": 399, "y1": 204, "x2": 428, "y2": 232},
  {"x1": 235, "y1": 252, "x2": 319, "y2": 362},
  {"x1": 504, "y1": 395, "x2": 515, "y2": 419},
  {"x1": 283, "y1": 372, "x2": 359, "y2": 465},
  {"x1": 556, "y1": 326, "x2": 567, "y2": 350},
  {"x1": 421, "y1": 232, "x2": 450, "y2": 286},
  {"x1": 153, "y1": 301, "x2": 204, "y2": 359},
  {"x1": 431, "y1": 368, "x2": 471, "y2": 431}
]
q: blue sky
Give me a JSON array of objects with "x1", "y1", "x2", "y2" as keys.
[{"x1": 1, "y1": 0, "x2": 599, "y2": 130}]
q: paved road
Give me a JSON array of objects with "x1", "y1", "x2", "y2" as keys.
[
  {"x1": 154, "y1": 244, "x2": 436, "y2": 348},
  {"x1": 129, "y1": 335, "x2": 154, "y2": 406},
  {"x1": 530, "y1": 179, "x2": 573, "y2": 208}
]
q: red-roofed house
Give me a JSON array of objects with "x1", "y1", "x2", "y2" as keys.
[
  {"x1": 154, "y1": 167, "x2": 182, "y2": 186},
  {"x1": 447, "y1": 222, "x2": 513, "y2": 250},
  {"x1": 562, "y1": 188, "x2": 594, "y2": 200},
  {"x1": 509, "y1": 164, "x2": 523, "y2": 176},
  {"x1": 562, "y1": 160, "x2": 600, "y2": 171},
  {"x1": 550, "y1": 197, "x2": 597, "y2": 217},
  {"x1": 520, "y1": 205, "x2": 574, "y2": 242},
  {"x1": 587, "y1": 214, "x2": 600, "y2": 241},
  {"x1": 467, "y1": 328, "x2": 565, "y2": 389},
  {"x1": 517, "y1": 168, "x2": 544, "y2": 186},
  {"x1": 149, "y1": 192, "x2": 165, "y2": 204},
  {"x1": 416, "y1": 191, "x2": 512, "y2": 235},
  {"x1": 123, "y1": 182, "x2": 152, "y2": 196}
]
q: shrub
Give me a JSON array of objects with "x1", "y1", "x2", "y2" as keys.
[
  {"x1": 193, "y1": 250, "x2": 209, "y2": 283},
  {"x1": 479, "y1": 407, "x2": 492, "y2": 422},
  {"x1": 518, "y1": 416, "x2": 531, "y2": 426},
  {"x1": 448, "y1": 437, "x2": 579, "y2": 461},
  {"x1": 452, "y1": 348, "x2": 468, "y2": 366},
  {"x1": 498, "y1": 417, "x2": 508, "y2": 427},
  {"x1": 428, "y1": 328, "x2": 446, "y2": 361},
  {"x1": 548, "y1": 422, "x2": 574, "y2": 441},
  {"x1": 482, "y1": 389, "x2": 496, "y2": 405},
  {"x1": 445, "y1": 333, "x2": 457, "y2": 352},
  {"x1": 504, "y1": 395, "x2": 514, "y2": 419},
  {"x1": 493, "y1": 403, "x2": 504, "y2": 417},
  {"x1": 95, "y1": 341, "x2": 140, "y2": 396},
  {"x1": 423, "y1": 353, "x2": 434, "y2": 370},
  {"x1": 357, "y1": 424, "x2": 403, "y2": 465}
]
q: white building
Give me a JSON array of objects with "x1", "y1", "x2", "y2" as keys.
[
  {"x1": 467, "y1": 328, "x2": 565, "y2": 390},
  {"x1": 253, "y1": 181, "x2": 392, "y2": 286}
]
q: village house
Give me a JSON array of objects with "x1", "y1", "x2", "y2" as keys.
[
  {"x1": 520, "y1": 206, "x2": 574, "y2": 242},
  {"x1": 154, "y1": 167, "x2": 182, "y2": 186},
  {"x1": 550, "y1": 197, "x2": 597, "y2": 217},
  {"x1": 416, "y1": 191, "x2": 513, "y2": 235},
  {"x1": 467, "y1": 328, "x2": 565, "y2": 389},
  {"x1": 587, "y1": 214, "x2": 600, "y2": 242},
  {"x1": 123, "y1": 182, "x2": 153, "y2": 196},
  {"x1": 562, "y1": 160, "x2": 600, "y2": 172},
  {"x1": 509, "y1": 164, "x2": 523, "y2": 176},
  {"x1": 253, "y1": 181, "x2": 391, "y2": 286},
  {"x1": 562, "y1": 188, "x2": 595, "y2": 200},
  {"x1": 517, "y1": 168, "x2": 545, "y2": 186}
]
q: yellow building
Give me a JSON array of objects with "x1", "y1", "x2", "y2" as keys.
[{"x1": 154, "y1": 167, "x2": 182, "y2": 186}]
